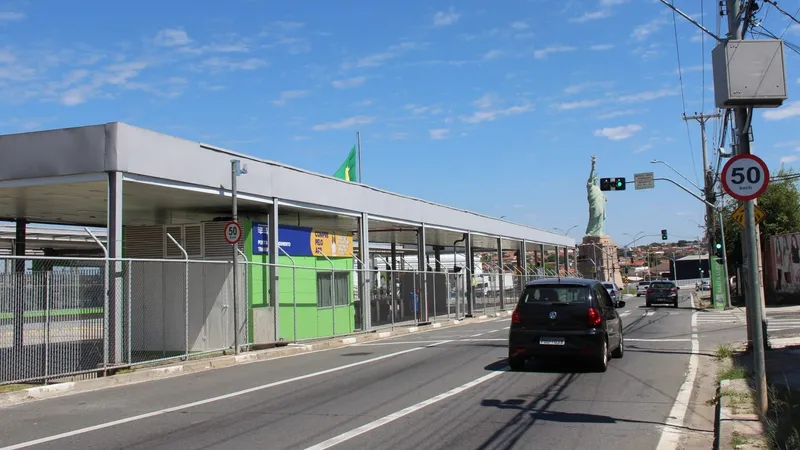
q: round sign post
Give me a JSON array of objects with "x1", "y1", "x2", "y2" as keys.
[
  {"x1": 224, "y1": 221, "x2": 242, "y2": 245},
  {"x1": 721, "y1": 154, "x2": 770, "y2": 202}
]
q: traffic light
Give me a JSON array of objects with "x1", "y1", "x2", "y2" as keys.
[
  {"x1": 661, "y1": 229, "x2": 668, "y2": 241},
  {"x1": 714, "y1": 242, "x2": 724, "y2": 258},
  {"x1": 599, "y1": 177, "x2": 626, "y2": 191}
]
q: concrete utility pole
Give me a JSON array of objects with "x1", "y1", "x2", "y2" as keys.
[
  {"x1": 683, "y1": 112, "x2": 722, "y2": 282},
  {"x1": 725, "y1": 0, "x2": 768, "y2": 416}
]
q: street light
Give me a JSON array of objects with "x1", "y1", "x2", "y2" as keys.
[
  {"x1": 650, "y1": 159, "x2": 703, "y2": 193},
  {"x1": 553, "y1": 225, "x2": 577, "y2": 236},
  {"x1": 231, "y1": 159, "x2": 247, "y2": 355}
]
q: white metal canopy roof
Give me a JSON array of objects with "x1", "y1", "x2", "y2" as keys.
[{"x1": 0, "y1": 122, "x2": 575, "y2": 249}]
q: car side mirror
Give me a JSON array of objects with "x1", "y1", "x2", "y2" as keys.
[{"x1": 616, "y1": 301, "x2": 626, "y2": 308}]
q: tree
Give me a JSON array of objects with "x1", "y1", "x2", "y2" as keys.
[{"x1": 716, "y1": 166, "x2": 800, "y2": 270}]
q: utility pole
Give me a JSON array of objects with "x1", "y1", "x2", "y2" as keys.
[
  {"x1": 683, "y1": 112, "x2": 723, "y2": 302},
  {"x1": 725, "y1": 0, "x2": 768, "y2": 415}
]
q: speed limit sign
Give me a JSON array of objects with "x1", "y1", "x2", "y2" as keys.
[
  {"x1": 224, "y1": 221, "x2": 242, "y2": 245},
  {"x1": 721, "y1": 154, "x2": 770, "y2": 202}
]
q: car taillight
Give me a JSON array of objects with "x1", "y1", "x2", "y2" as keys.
[
  {"x1": 670, "y1": 288, "x2": 677, "y2": 293},
  {"x1": 588, "y1": 308, "x2": 602, "y2": 327},
  {"x1": 512, "y1": 307, "x2": 520, "y2": 324},
  {"x1": 647, "y1": 289, "x2": 654, "y2": 294}
]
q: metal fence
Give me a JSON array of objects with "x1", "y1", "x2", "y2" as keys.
[{"x1": 0, "y1": 255, "x2": 587, "y2": 386}]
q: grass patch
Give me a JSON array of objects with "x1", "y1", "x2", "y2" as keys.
[
  {"x1": 731, "y1": 431, "x2": 747, "y2": 448},
  {"x1": 0, "y1": 384, "x2": 33, "y2": 393},
  {"x1": 718, "y1": 365, "x2": 748, "y2": 382},
  {"x1": 621, "y1": 287, "x2": 636, "y2": 295},
  {"x1": 765, "y1": 382, "x2": 800, "y2": 450},
  {"x1": 716, "y1": 344, "x2": 735, "y2": 360}
]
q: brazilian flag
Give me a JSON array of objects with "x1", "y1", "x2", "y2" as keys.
[{"x1": 333, "y1": 145, "x2": 358, "y2": 182}]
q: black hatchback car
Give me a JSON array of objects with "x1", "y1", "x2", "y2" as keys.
[{"x1": 508, "y1": 278, "x2": 625, "y2": 372}]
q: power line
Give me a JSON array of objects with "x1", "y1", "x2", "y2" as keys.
[
  {"x1": 761, "y1": 0, "x2": 800, "y2": 28},
  {"x1": 670, "y1": 0, "x2": 701, "y2": 186}
]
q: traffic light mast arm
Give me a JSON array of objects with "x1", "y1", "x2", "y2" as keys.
[{"x1": 654, "y1": 177, "x2": 719, "y2": 211}]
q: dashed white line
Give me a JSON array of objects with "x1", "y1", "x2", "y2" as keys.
[
  {"x1": 0, "y1": 345, "x2": 435, "y2": 450},
  {"x1": 303, "y1": 370, "x2": 506, "y2": 450},
  {"x1": 469, "y1": 333, "x2": 485, "y2": 337}
]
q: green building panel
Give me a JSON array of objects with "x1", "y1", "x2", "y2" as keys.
[{"x1": 243, "y1": 220, "x2": 355, "y2": 342}]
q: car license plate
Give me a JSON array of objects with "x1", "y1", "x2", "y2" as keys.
[{"x1": 539, "y1": 337, "x2": 565, "y2": 346}]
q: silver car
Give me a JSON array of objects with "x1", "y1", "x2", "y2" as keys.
[{"x1": 636, "y1": 281, "x2": 650, "y2": 297}]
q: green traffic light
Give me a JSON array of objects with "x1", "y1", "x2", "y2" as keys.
[
  {"x1": 715, "y1": 243, "x2": 722, "y2": 249},
  {"x1": 616, "y1": 181, "x2": 622, "y2": 187}
]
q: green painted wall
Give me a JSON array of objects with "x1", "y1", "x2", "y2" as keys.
[{"x1": 244, "y1": 221, "x2": 355, "y2": 342}]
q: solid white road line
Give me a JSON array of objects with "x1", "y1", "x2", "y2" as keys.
[
  {"x1": 303, "y1": 370, "x2": 506, "y2": 450},
  {"x1": 0, "y1": 345, "x2": 439, "y2": 450},
  {"x1": 469, "y1": 333, "x2": 485, "y2": 337},
  {"x1": 625, "y1": 338, "x2": 691, "y2": 342},
  {"x1": 655, "y1": 292, "x2": 699, "y2": 450}
]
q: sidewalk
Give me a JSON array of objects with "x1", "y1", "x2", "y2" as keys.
[{"x1": 717, "y1": 336, "x2": 800, "y2": 449}]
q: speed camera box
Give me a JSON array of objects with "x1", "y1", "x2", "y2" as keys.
[{"x1": 712, "y1": 39, "x2": 788, "y2": 109}]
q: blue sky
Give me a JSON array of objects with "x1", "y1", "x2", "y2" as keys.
[{"x1": 0, "y1": 0, "x2": 798, "y2": 246}]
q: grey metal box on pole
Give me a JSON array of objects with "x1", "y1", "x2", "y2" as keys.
[{"x1": 711, "y1": 40, "x2": 788, "y2": 109}]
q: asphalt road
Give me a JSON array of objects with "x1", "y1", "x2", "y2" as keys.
[{"x1": 1, "y1": 292, "x2": 698, "y2": 450}]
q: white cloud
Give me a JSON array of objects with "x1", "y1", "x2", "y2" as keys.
[
  {"x1": 590, "y1": 44, "x2": 614, "y2": 51},
  {"x1": 405, "y1": 104, "x2": 443, "y2": 115},
  {"x1": 597, "y1": 109, "x2": 644, "y2": 119},
  {"x1": 272, "y1": 89, "x2": 311, "y2": 106},
  {"x1": 510, "y1": 21, "x2": 529, "y2": 30},
  {"x1": 570, "y1": 10, "x2": 611, "y2": 23},
  {"x1": 780, "y1": 155, "x2": 800, "y2": 164},
  {"x1": 332, "y1": 76, "x2": 366, "y2": 89},
  {"x1": 594, "y1": 124, "x2": 642, "y2": 140},
  {"x1": 600, "y1": 0, "x2": 629, "y2": 5},
  {"x1": 433, "y1": 8, "x2": 460, "y2": 26},
  {"x1": 617, "y1": 88, "x2": 678, "y2": 103},
  {"x1": 473, "y1": 93, "x2": 496, "y2": 108},
  {"x1": 563, "y1": 81, "x2": 612, "y2": 94},
  {"x1": 555, "y1": 99, "x2": 601, "y2": 110},
  {"x1": 534, "y1": 45, "x2": 577, "y2": 59},
  {"x1": 459, "y1": 104, "x2": 532, "y2": 124},
  {"x1": 197, "y1": 57, "x2": 267, "y2": 72},
  {"x1": 429, "y1": 128, "x2": 449, "y2": 140},
  {"x1": 482, "y1": 49, "x2": 504, "y2": 60},
  {"x1": 0, "y1": 12, "x2": 24, "y2": 21},
  {"x1": 632, "y1": 17, "x2": 668, "y2": 40},
  {"x1": 312, "y1": 115, "x2": 374, "y2": 131},
  {"x1": 350, "y1": 42, "x2": 421, "y2": 68},
  {"x1": 634, "y1": 143, "x2": 652, "y2": 153},
  {"x1": 57, "y1": 61, "x2": 151, "y2": 106},
  {"x1": 763, "y1": 101, "x2": 800, "y2": 121},
  {"x1": 154, "y1": 29, "x2": 192, "y2": 47}
]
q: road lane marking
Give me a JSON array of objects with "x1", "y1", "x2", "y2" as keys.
[
  {"x1": 354, "y1": 341, "x2": 445, "y2": 346},
  {"x1": 502, "y1": 326, "x2": 510, "y2": 330},
  {"x1": 655, "y1": 291, "x2": 699, "y2": 450},
  {"x1": 469, "y1": 333, "x2": 485, "y2": 337},
  {"x1": 303, "y1": 370, "x2": 506, "y2": 450},
  {"x1": 625, "y1": 338, "x2": 691, "y2": 342},
  {"x1": 644, "y1": 311, "x2": 656, "y2": 316},
  {"x1": 619, "y1": 311, "x2": 632, "y2": 317},
  {"x1": 0, "y1": 345, "x2": 441, "y2": 450},
  {"x1": 486, "y1": 329, "x2": 499, "y2": 334}
]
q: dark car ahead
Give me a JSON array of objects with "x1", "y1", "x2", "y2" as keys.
[
  {"x1": 508, "y1": 277, "x2": 625, "y2": 373},
  {"x1": 645, "y1": 281, "x2": 679, "y2": 307}
]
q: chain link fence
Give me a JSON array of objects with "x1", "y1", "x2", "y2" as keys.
[
  {"x1": 0, "y1": 253, "x2": 581, "y2": 385},
  {"x1": 0, "y1": 256, "x2": 249, "y2": 385}
]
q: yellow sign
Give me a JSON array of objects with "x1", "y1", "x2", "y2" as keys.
[
  {"x1": 311, "y1": 230, "x2": 354, "y2": 257},
  {"x1": 731, "y1": 203, "x2": 766, "y2": 228}
]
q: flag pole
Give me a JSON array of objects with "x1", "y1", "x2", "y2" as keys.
[{"x1": 356, "y1": 131, "x2": 363, "y2": 184}]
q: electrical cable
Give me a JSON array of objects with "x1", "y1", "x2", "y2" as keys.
[{"x1": 671, "y1": 0, "x2": 701, "y2": 186}]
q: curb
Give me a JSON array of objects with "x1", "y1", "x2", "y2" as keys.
[
  {"x1": 0, "y1": 313, "x2": 504, "y2": 408},
  {"x1": 716, "y1": 378, "x2": 765, "y2": 450}
]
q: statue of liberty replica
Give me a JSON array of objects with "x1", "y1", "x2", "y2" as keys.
[
  {"x1": 579, "y1": 155, "x2": 622, "y2": 285},
  {"x1": 586, "y1": 154, "x2": 606, "y2": 237}
]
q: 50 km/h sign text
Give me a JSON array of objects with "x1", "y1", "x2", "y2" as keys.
[{"x1": 721, "y1": 154, "x2": 770, "y2": 202}]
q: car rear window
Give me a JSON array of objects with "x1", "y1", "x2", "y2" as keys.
[
  {"x1": 520, "y1": 285, "x2": 591, "y2": 304},
  {"x1": 650, "y1": 282, "x2": 675, "y2": 289},
  {"x1": 638, "y1": 281, "x2": 650, "y2": 286},
  {"x1": 602, "y1": 283, "x2": 614, "y2": 289}
]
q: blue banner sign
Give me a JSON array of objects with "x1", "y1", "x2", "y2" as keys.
[{"x1": 251, "y1": 223, "x2": 315, "y2": 256}]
